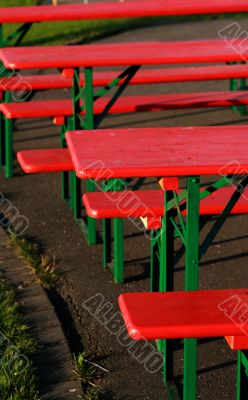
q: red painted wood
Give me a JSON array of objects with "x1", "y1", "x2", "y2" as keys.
[
  {"x1": 83, "y1": 187, "x2": 248, "y2": 219},
  {"x1": 0, "y1": 99, "x2": 72, "y2": 119},
  {"x1": 225, "y1": 336, "x2": 248, "y2": 350},
  {"x1": 17, "y1": 149, "x2": 73, "y2": 173},
  {"x1": 66, "y1": 126, "x2": 248, "y2": 179},
  {"x1": 3, "y1": 65, "x2": 248, "y2": 91},
  {"x1": 1, "y1": 0, "x2": 248, "y2": 24},
  {"x1": 2, "y1": 90, "x2": 248, "y2": 119},
  {"x1": 118, "y1": 289, "x2": 248, "y2": 340},
  {"x1": 2, "y1": 40, "x2": 248, "y2": 70}
]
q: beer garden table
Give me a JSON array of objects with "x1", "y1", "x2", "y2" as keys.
[
  {"x1": 65, "y1": 125, "x2": 248, "y2": 399},
  {"x1": 1, "y1": 39, "x2": 248, "y2": 244},
  {"x1": 1, "y1": 0, "x2": 248, "y2": 48}
]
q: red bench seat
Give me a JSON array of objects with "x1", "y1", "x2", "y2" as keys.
[
  {"x1": 2, "y1": 0, "x2": 248, "y2": 24},
  {"x1": 118, "y1": 288, "x2": 248, "y2": 342},
  {"x1": 83, "y1": 188, "x2": 248, "y2": 220},
  {"x1": 17, "y1": 148, "x2": 73, "y2": 173},
  {"x1": 17, "y1": 149, "x2": 248, "y2": 217},
  {"x1": 2, "y1": 90, "x2": 248, "y2": 120},
  {"x1": 2, "y1": 64, "x2": 248, "y2": 92}
]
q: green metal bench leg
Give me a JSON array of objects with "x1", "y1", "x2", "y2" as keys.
[
  {"x1": 0, "y1": 24, "x2": 3, "y2": 48},
  {"x1": 0, "y1": 112, "x2": 5, "y2": 167},
  {"x1": 183, "y1": 176, "x2": 200, "y2": 400},
  {"x1": 86, "y1": 179, "x2": 97, "y2": 245},
  {"x1": 150, "y1": 229, "x2": 160, "y2": 292},
  {"x1": 59, "y1": 124, "x2": 70, "y2": 203},
  {"x1": 113, "y1": 217, "x2": 124, "y2": 283},
  {"x1": 237, "y1": 351, "x2": 248, "y2": 400},
  {"x1": 5, "y1": 117, "x2": 13, "y2": 178},
  {"x1": 239, "y1": 77, "x2": 247, "y2": 116},
  {"x1": 70, "y1": 172, "x2": 81, "y2": 219},
  {"x1": 61, "y1": 171, "x2": 70, "y2": 203},
  {"x1": 160, "y1": 190, "x2": 175, "y2": 387},
  {"x1": 103, "y1": 218, "x2": 112, "y2": 269}
]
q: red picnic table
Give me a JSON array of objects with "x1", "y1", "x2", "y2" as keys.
[
  {"x1": 65, "y1": 125, "x2": 248, "y2": 400},
  {"x1": 1, "y1": 39, "x2": 248, "y2": 246},
  {"x1": 1, "y1": 0, "x2": 248, "y2": 24},
  {"x1": 1, "y1": 0, "x2": 248, "y2": 48},
  {"x1": 2, "y1": 39, "x2": 248, "y2": 70}
]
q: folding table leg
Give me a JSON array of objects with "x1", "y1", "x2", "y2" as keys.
[
  {"x1": 237, "y1": 350, "x2": 248, "y2": 400},
  {"x1": 103, "y1": 218, "x2": 112, "y2": 269},
  {"x1": 183, "y1": 176, "x2": 200, "y2": 400},
  {"x1": 60, "y1": 124, "x2": 70, "y2": 203},
  {"x1": 0, "y1": 112, "x2": 5, "y2": 167},
  {"x1": 160, "y1": 190, "x2": 175, "y2": 388},
  {"x1": 0, "y1": 24, "x2": 3, "y2": 48},
  {"x1": 70, "y1": 172, "x2": 81, "y2": 219},
  {"x1": 112, "y1": 180, "x2": 124, "y2": 283},
  {"x1": 150, "y1": 229, "x2": 160, "y2": 292},
  {"x1": 5, "y1": 117, "x2": 13, "y2": 178},
  {"x1": 113, "y1": 217, "x2": 124, "y2": 283},
  {"x1": 86, "y1": 179, "x2": 97, "y2": 245}
]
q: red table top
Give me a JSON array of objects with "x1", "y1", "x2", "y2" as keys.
[
  {"x1": 66, "y1": 125, "x2": 248, "y2": 179},
  {"x1": 1, "y1": 0, "x2": 248, "y2": 24},
  {"x1": 1, "y1": 39, "x2": 248, "y2": 70},
  {"x1": 118, "y1": 289, "x2": 248, "y2": 339}
]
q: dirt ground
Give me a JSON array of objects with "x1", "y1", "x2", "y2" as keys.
[{"x1": 1, "y1": 16, "x2": 248, "y2": 400}]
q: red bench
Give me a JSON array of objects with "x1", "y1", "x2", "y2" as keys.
[
  {"x1": 119, "y1": 288, "x2": 248, "y2": 398},
  {"x1": 16, "y1": 146, "x2": 248, "y2": 283},
  {"x1": 2, "y1": 90, "x2": 248, "y2": 119},
  {"x1": 83, "y1": 187, "x2": 248, "y2": 222},
  {"x1": 2, "y1": 0, "x2": 248, "y2": 25},
  {"x1": 2, "y1": 64, "x2": 248, "y2": 92},
  {"x1": 2, "y1": 89, "x2": 248, "y2": 178},
  {"x1": 17, "y1": 148, "x2": 73, "y2": 173}
]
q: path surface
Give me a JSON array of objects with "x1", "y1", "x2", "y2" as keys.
[
  {"x1": 0, "y1": 227, "x2": 82, "y2": 399},
  {"x1": 1, "y1": 16, "x2": 248, "y2": 399}
]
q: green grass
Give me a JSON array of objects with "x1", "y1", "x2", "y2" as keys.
[
  {"x1": 73, "y1": 352, "x2": 102, "y2": 399},
  {"x1": 8, "y1": 233, "x2": 61, "y2": 289},
  {"x1": 0, "y1": 275, "x2": 40, "y2": 400}
]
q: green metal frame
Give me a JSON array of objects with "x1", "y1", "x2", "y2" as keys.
[
  {"x1": 237, "y1": 351, "x2": 248, "y2": 400},
  {"x1": 3, "y1": 91, "x2": 13, "y2": 178},
  {"x1": 228, "y1": 61, "x2": 247, "y2": 116},
  {"x1": 155, "y1": 175, "x2": 248, "y2": 399},
  {"x1": 65, "y1": 65, "x2": 142, "y2": 246},
  {"x1": 0, "y1": 22, "x2": 33, "y2": 48}
]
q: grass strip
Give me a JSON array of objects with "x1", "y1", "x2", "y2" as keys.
[
  {"x1": 0, "y1": 274, "x2": 40, "y2": 400},
  {"x1": 8, "y1": 233, "x2": 60, "y2": 289}
]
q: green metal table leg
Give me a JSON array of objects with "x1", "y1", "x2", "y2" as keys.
[
  {"x1": 160, "y1": 190, "x2": 175, "y2": 386},
  {"x1": 0, "y1": 112, "x2": 5, "y2": 168},
  {"x1": 103, "y1": 218, "x2": 112, "y2": 269},
  {"x1": 0, "y1": 24, "x2": 3, "y2": 49},
  {"x1": 150, "y1": 229, "x2": 160, "y2": 292},
  {"x1": 113, "y1": 216, "x2": 124, "y2": 283},
  {"x1": 183, "y1": 176, "x2": 200, "y2": 400},
  {"x1": 70, "y1": 172, "x2": 81, "y2": 220},
  {"x1": 237, "y1": 351, "x2": 248, "y2": 400},
  {"x1": 86, "y1": 179, "x2": 97, "y2": 245},
  {"x1": 5, "y1": 117, "x2": 13, "y2": 178},
  {"x1": 60, "y1": 123, "x2": 70, "y2": 203},
  {"x1": 113, "y1": 180, "x2": 124, "y2": 283},
  {"x1": 239, "y1": 77, "x2": 247, "y2": 116},
  {"x1": 84, "y1": 67, "x2": 97, "y2": 245}
]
